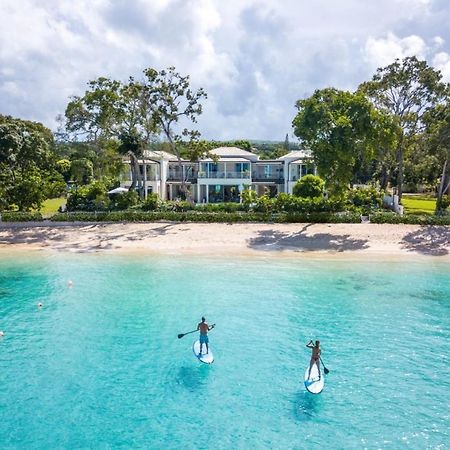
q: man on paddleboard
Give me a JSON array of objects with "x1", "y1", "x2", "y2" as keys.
[
  {"x1": 306, "y1": 340, "x2": 321, "y2": 380},
  {"x1": 197, "y1": 317, "x2": 215, "y2": 355}
]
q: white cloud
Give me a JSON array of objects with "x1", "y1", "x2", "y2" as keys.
[
  {"x1": 0, "y1": 0, "x2": 449, "y2": 140},
  {"x1": 433, "y1": 52, "x2": 450, "y2": 82},
  {"x1": 364, "y1": 33, "x2": 428, "y2": 69}
]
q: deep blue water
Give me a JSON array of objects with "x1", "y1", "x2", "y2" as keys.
[{"x1": 0, "y1": 253, "x2": 449, "y2": 449}]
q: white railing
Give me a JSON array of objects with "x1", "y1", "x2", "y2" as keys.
[{"x1": 198, "y1": 171, "x2": 251, "y2": 179}]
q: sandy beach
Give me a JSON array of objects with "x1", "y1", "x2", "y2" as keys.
[{"x1": 0, "y1": 221, "x2": 449, "y2": 259}]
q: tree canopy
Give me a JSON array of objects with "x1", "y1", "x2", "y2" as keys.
[{"x1": 292, "y1": 88, "x2": 383, "y2": 193}]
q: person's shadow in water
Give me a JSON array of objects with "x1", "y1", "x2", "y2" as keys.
[
  {"x1": 176, "y1": 365, "x2": 211, "y2": 392},
  {"x1": 292, "y1": 390, "x2": 322, "y2": 422}
]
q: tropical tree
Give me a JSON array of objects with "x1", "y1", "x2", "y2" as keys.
[
  {"x1": 292, "y1": 88, "x2": 381, "y2": 194},
  {"x1": 422, "y1": 100, "x2": 450, "y2": 213},
  {"x1": 359, "y1": 56, "x2": 447, "y2": 200},
  {"x1": 64, "y1": 77, "x2": 157, "y2": 197},
  {"x1": 0, "y1": 115, "x2": 54, "y2": 210},
  {"x1": 141, "y1": 67, "x2": 208, "y2": 199}
]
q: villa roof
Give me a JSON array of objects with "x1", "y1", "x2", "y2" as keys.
[
  {"x1": 208, "y1": 146, "x2": 259, "y2": 160},
  {"x1": 142, "y1": 150, "x2": 177, "y2": 160},
  {"x1": 277, "y1": 150, "x2": 312, "y2": 161},
  {"x1": 201, "y1": 157, "x2": 251, "y2": 163}
]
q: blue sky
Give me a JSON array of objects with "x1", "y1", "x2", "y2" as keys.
[{"x1": 0, "y1": 0, "x2": 449, "y2": 140}]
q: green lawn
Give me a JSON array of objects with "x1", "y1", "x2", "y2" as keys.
[
  {"x1": 40, "y1": 197, "x2": 66, "y2": 217},
  {"x1": 402, "y1": 195, "x2": 436, "y2": 215}
]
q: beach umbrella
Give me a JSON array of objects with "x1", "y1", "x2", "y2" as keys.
[{"x1": 107, "y1": 187, "x2": 129, "y2": 194}]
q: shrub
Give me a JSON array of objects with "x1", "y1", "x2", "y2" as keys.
[
  {"x1": 66, "y1": 180, "x2": 112, "y2": 212},
  {"x1": 370, "y1": 212, "x2": 450, "y2": 225},
  {"x1": 195, "y1": 202, "x2": 244, "y2": 213},
  {"x1": 0, "y1": 211, "x2": 43, "y2": 222},
  {"x1": 160, "y1": 200, "x2": 195, "y2": 212},
  {"x1": 49, "y1": 210, "x2": 363, "y2": 224},
  {"x1": 240, "y1": 188, "x2": 257, "y2": 211},
  {"x1": 273, "y1": 194, "x2": 344, "y2": 213},
  {"x1": 347, "y1": 187, "x2": 383, "y2": 214},
  {"x1": 141, "y1": 193, "x2": 160, "y2": 211},
  {"x1": 292, "y1": 175, "x2": 324, "y2": 198},
  {"x1": 111, "y1": 191, "x2": 139, "y2": 210},
  {"x1": 254, "y1": 195, "x2": 274, "y2": 213}
]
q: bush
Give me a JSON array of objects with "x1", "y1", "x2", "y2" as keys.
[
  {"x1": 254, "y1": 195, "x2": 274, "y2": 213},
  {"x1": 111, "y1": 191, "x2": 139, "y2": 211},
  {"x1": 370, "y1": 212, "x2": 450, "y2": 225},
  {"x1": 195, "y1": 202, "x2": 245, "y2": 212},
  {"x1": 292, "y1": 175, "x2": 324, "y2": 198},
  {"x1": 240, "y1": 188, "x2": 257, "y2": 211},
  {"x1": 0, "y1": 211, "x2": 43, "y2": 222},
  {"x1": 66, "y1": 180, "x2": 112, "y2": 212},
  {"x1": 141, "y1": 193, "x2": 160, "y2": 211},
  {"x1": 273, "y1": 193, "x2": 344, "y2": 213},
  {"x1": 347, "y1": 187, "x2": 383, "y2": 214},
  {"x1": 160, "y1": 200, "x2": 195, "y2": 212},
  {"x1": 49, "y1": 210, "x2": 363, "y2": 224}
]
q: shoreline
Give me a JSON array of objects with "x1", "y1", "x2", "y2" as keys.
[{"x1": 0, "y1": 221, "x2": 449, "y2": 260}]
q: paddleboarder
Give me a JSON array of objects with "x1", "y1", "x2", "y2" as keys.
[
  {"x1": 197, "y1": 317, "x2": 215, "y2": 355},
  {"x1": 306, "y1": 340, "x2": 321, "y2": 380}
]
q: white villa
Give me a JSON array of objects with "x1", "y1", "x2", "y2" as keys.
[{"x1": 120, "y1": 147, "x2": 316, "y2": 203}]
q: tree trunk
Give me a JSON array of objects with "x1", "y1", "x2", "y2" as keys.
[
  {"x1": 435, "y1": 158, "x2": 450, "y2": 215},
  {"x1": 380, "y1": 164, "x2": 388, "y2": 190},
  {"x1": 175, "y1": 156, "x2": 190, "y2": 201},
  {"x1": 129, "y1": 152, "x2": 144, "y2": 199},
  {"x1": 396, "y1": 144, "x2": 404, "y2": 201}
]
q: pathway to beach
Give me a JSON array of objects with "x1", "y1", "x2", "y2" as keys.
[{"x1": 1, "y1": 222, "x2": 449, "y2": 258}]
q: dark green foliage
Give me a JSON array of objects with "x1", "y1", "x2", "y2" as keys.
[
  {"x1": 66, "y1": 180, "x2": 112, "y2": 211},
  {"x1": 292, "y1": 175, "x2": 324, "y2": 198},
  {"x1": 111, "y1": 191, "x2": 139, "y2": 210},
  {"x1": 347, "y1": 187, "x2": 383, "y2": 214},
  {"x1": 370, "y1": 212, "x2": 450, "y2": 225},
  {"x1": 141, "y1": 193, "x2": 160, "y2": 211},
  {"x1": 0, "y1": 211, "x2": 43, "y2": 222},
  {"x1": 49, "y1": 210, "x2": 361, "y2": 223},
  {"x1": 160, "y1": 201, "x2": 195, "y2": 212},
  {"x1": 293, "y1": 88, "x2": 381, "y2": 193},
  {"x1": 359, "y1": 56, "x2": 447, "y2": 200},
  {"x1": 194, "y1": 202, "x2": 245, "y2": 212},
  {"x1": 0, "y1": 115, "x2": 54, "y2": 211},
  {"x1": 274, "y1": 193, "x2": 344, "y2": 213}
]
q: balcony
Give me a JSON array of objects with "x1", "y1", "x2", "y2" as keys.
[
  {"x1": 198, "y1": 171, "x2": 251, "y2": 179},
  {"x1": 167, "y1": 170, "x2": 198, "y2": 182},
  {"x1": 252, "y1": 172, "x2": 284, "y2": 182}
]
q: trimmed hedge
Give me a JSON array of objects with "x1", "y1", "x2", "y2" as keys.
[
  {"x1": 49, "y1": 211, "x2": 362, "y2": 223},
  {"x1": 1, "y1": 209, "x2": 448, "y2": 225},
  {"x1": 370, "y1": 212, "x2": 450, "y2": 225},
  {"x1": 0, "y1": 211, "x2": 43, "y2": 222}
]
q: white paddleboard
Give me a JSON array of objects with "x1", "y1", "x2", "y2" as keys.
[
  {"x1": 304, "y1": 362, "x2": 324, "y2": 394},
  {"x1": 193, "y1": 340, "x2": 214, "y2": 364}
]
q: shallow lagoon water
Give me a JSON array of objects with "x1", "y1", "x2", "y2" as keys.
[{"x1": 0, "y1": 253, "x2": 449, "y2": 449}]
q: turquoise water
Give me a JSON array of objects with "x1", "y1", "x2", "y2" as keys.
[{"x1": 0, "y1": 253, "x2": 449, "y2": 449}]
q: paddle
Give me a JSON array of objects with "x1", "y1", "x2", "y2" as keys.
[
  {"x1": 177, "y1": 323, "x2": 216, "y2": 339},
  {"x1": 319, "y1": 356, "x2": 330, "y2": 374},
  {"x1": 177, "y1": 329, "x2": 197, "y2": 339}
]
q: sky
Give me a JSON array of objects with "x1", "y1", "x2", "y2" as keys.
[{"x1": 0, "y1": 0, "x2": 449, "y2": 141}]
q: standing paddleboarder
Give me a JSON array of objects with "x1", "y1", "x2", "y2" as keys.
[
  {"x1": 197, "y1": 317, "x2": 215, "y2": 355},
  {"x1": 307, "y1": 340, "x2": 321, "y2": 380}
]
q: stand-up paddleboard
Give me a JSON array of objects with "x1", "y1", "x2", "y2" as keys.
[
  {"x1": 193, "y1": 340, "x2": 214, "y2": 364},
  {"x1": 304, "y1": 362, "x2": 324, "y2": 394}
]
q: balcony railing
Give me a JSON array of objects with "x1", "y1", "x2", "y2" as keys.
[
  {"x1": 252, "y1": 173, "x2": 284, "y2": 182},
  {"x1": 198, "y1": 171, "x2": 251, "y2": 179},
  {"x1": 167, "y1": 171, "x2": 198, "y2": 181}
]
